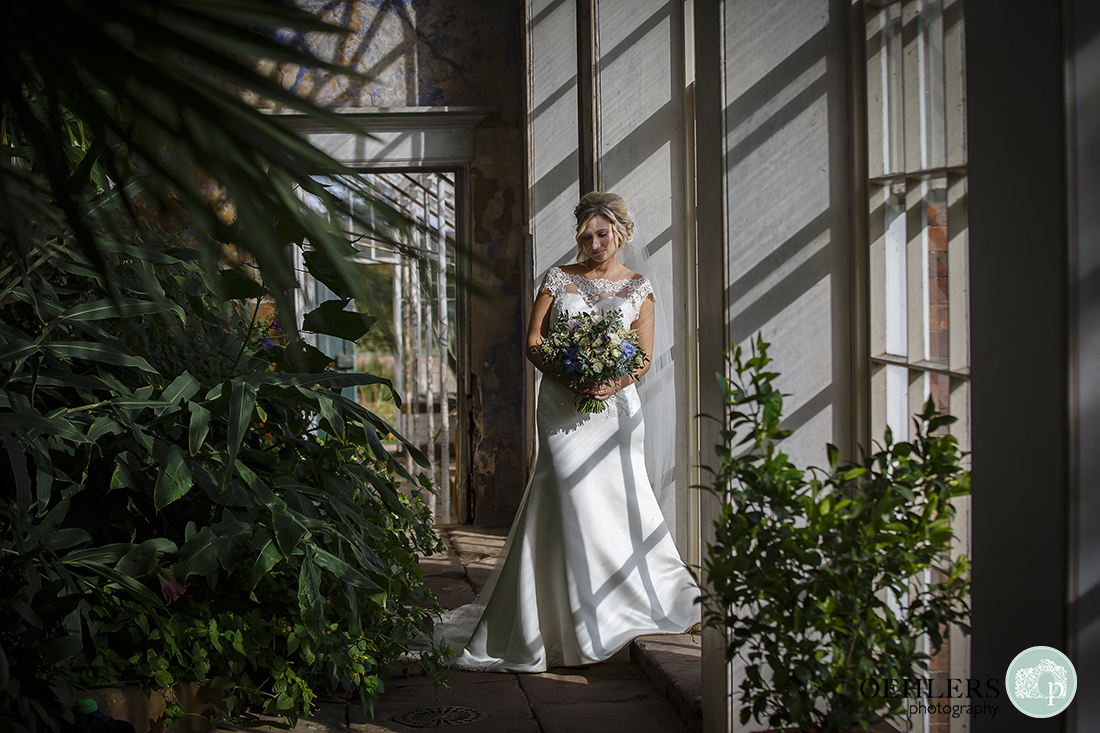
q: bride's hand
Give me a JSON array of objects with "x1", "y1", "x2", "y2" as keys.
[{"x1": 576, "y1": 379, "x2": 619, "y2": 401}]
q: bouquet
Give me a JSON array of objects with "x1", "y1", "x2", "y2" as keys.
[{"x1": 534, "y1": 310, "x2": 649, "y2": 413}]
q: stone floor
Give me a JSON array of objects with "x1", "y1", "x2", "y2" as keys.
[{"x1": 222, "y1": 527, "x2": 699, "y2": 733}]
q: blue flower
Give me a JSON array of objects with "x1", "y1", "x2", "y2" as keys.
[{"x1": 621, "y1": 342, "x2": 636, "y2": 358}]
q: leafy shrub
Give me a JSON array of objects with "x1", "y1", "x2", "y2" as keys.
[
  {"x1": 699, "y1": 336, "x2": 971, "y2": 733},
  {"x1": 0, "y1": 235, "x2": 448, "y2": 731},
  {"x1": 1, "y1": 3, "x2": 454, "y2": 730}
]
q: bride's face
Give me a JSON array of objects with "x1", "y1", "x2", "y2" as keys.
[{"x1": 578, "y1": 214, "x2": 620, "y2": 264}]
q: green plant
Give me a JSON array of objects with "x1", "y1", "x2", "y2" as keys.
[
  {"x1": 0, "y1": 0, "x2": 417, "y2": 318},
  {"x1": 0, "y1": 230, "x2": 449, "y2": 731},
  {"x1": 699, "y1": 336, "x2": 971, "y2": 733},
  {"x1": 0, "y1": 3, "x2": 459, "y2": 730}
]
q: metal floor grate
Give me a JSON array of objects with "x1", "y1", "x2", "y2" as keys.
[{"x1": 392, "y1": 706, "x2": 489, "y2": 727}]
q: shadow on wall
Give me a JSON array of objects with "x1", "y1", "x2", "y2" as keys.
[{"x1": 720, "y1": 3, "x2": 852, "y2": 459}]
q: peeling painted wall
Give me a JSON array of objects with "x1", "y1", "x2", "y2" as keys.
[{"x1": 272, "y1": 0, "x2": 528, "y2": 527}]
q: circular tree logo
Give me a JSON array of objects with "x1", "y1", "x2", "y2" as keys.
[{"x1": 1006, "y1": 646, "x2": 1077, "y2": 718}]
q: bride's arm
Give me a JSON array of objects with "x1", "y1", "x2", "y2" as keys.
[
  {"x1": 616, "y1": 295, "x2": 655, "y2": 391},
  {"x1": 525, "y1": 290, "x2": 556, "y2": 373},
  {"x1": 527, "y1": 288, "x2": 587, "y2": 394}
]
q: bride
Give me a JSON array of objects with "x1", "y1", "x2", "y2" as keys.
[{"x1": 432, "y1": 192, "x2": 698, "y2": 672}]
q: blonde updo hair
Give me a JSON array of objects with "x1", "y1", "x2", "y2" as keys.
[{"x1": 573, "y1": 191, "x2": 634, "y2": 261}]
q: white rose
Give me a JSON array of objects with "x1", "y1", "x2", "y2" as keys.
[{"x1": 593, "y1": 360, "x2": 605, "y2": 372}]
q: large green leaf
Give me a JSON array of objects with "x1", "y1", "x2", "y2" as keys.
[
  {"x1": 0, "y1": 339, "x2": 38, "y2": 362},
  {"x1": 247, "y1": 528, "x2": 283, "y2": 599},
  {"x1": 173, "y1": 525, "x2": 219, "y2": 581},
  {"x1": 161, "y1": 371, "x2": 201, "y2": 406},
  {"x1": 64, "y1": 543, "x2": 134, "y2": 566},
  {"x1": 225, "y1": 381, "x2": 258, "y2": 472},
  {"x1": 154, "y1": 443, "x2": 193, "y2": 511},
  {"x1": 249, "y1": 371, "x2": 400, "y2": 406},
  {"x1": 88, "y1": 416, "x2": 123, "y2": 441},
  {"x1": 46, "y1": 342, "x2": 156, "y2": 372},
  {"x1": 188, "y1": 402, "x2": 211, "y2": 455},
  {"x1": 37, "y1": 634, "x2": 83, "y2": 664},
  {"x1": 64, "y1": 559, "x2": 164, "y2": 607},
  {"x1": 311, "y1": 547, "x2": 386, "y2": 599},
  {"x1": 211, "y1": 517, "x2": 252, "y2": 571},
  {"x1": 276, "y1": 341, "x2": 334, "y2": 373},
  {"x1": 312, "y1": 390, "x2": 344, "y2": 440},
  {"x1": 274, "y1": 511, "x2": 309, "y2": 558},
  {"x1": 61, "y1": 297, "x2": 184, "y2": 323},
  {"x1": 297, "y1": 552, "x2": 323, "y2": 625},
  {"x1": 0, "y1": 411, "x2": 91, "y2": 444},
  {"x1": 217, "y1": 268, "x2": 267, "y2": 300},
  {"x1": 115, "y1": 538, "x2": 179, "y2": 577},
  {"x1": 361, "y1": 469, "x2": 414, "y2": 523},
  {"x1": 46, "y1": 528, "x2": 92, "y2": 553},
  {"x1": 302, "y1": 298, "x2": 377, "y2": 342}
]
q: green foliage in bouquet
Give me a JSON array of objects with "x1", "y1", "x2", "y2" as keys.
[
  {"x1": 699, "y1": 336, "x2": 971, "y2": 733},
  {"x1": 534, "y1": 310, "x2": 649, "y2": 413}
]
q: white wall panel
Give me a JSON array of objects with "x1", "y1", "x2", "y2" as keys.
[
  {"x1": 597, "y1": 0, "x2": 692, "y2": 550},
  {"x1": 723, "y1": 0, "x2": 853, "y2": 474},
  {"x1": 530, "y1": 0, "x2": 581, "y2": 277}
]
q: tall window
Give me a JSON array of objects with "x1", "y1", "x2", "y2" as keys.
[
  {"x1": 863, "y1": 1, "x2": 969, "y2": 731},
  {"x1": 865, "y1": 0, "x2": 968, "y2": 446}
]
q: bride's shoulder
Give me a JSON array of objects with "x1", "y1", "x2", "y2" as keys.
[
  {"x1": 620, "y1": 269, "x2": 650, "y2": 288},
  {"x1": 554, "y1": 263, "x2": 587, "y2": 277},
  {"x1": 539, "y1": 264, "x2": 573, "y2": 297}
]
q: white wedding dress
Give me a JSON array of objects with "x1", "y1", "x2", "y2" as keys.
[{"x1": 432, "y1": 266, "x2": 699, "y2": 672}]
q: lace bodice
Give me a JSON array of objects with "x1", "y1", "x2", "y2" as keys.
[
  {"x1": 539, "y1": 266, "x2": 654, "y2": 324},
  {"x1": 536, "y1": 266, "x2": 653, "y2": 419}
]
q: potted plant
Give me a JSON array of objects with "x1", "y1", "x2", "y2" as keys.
[{"x1": 699, "y1": 336, "x2": 971, "y2": 733}]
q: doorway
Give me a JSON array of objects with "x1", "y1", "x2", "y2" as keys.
[{"x1": 295, "y1": 170, "x2": 466, "y2": 524}]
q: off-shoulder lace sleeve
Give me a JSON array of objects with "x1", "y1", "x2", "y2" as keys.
[
  {"x1": 622, "y1": 276, "x2": 654, "y2": 323},
  {"x1": 539, "y1": 266, "x2": 568, "y2": 299}
]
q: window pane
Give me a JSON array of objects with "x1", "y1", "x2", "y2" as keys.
[
  {"x1": 924, "y1": 177, "x2": 949, "y2": 365},
  {"x1": 867, "y1": 3, "x2": 904, "y2": 177},
  {"x1": 884, "y1": 183, "x2": 907, "y2": 357}
]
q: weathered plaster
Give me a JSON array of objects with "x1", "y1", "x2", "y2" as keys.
[{"x1": 276, "y1": 0, "x2": 528, "y2": 527}]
